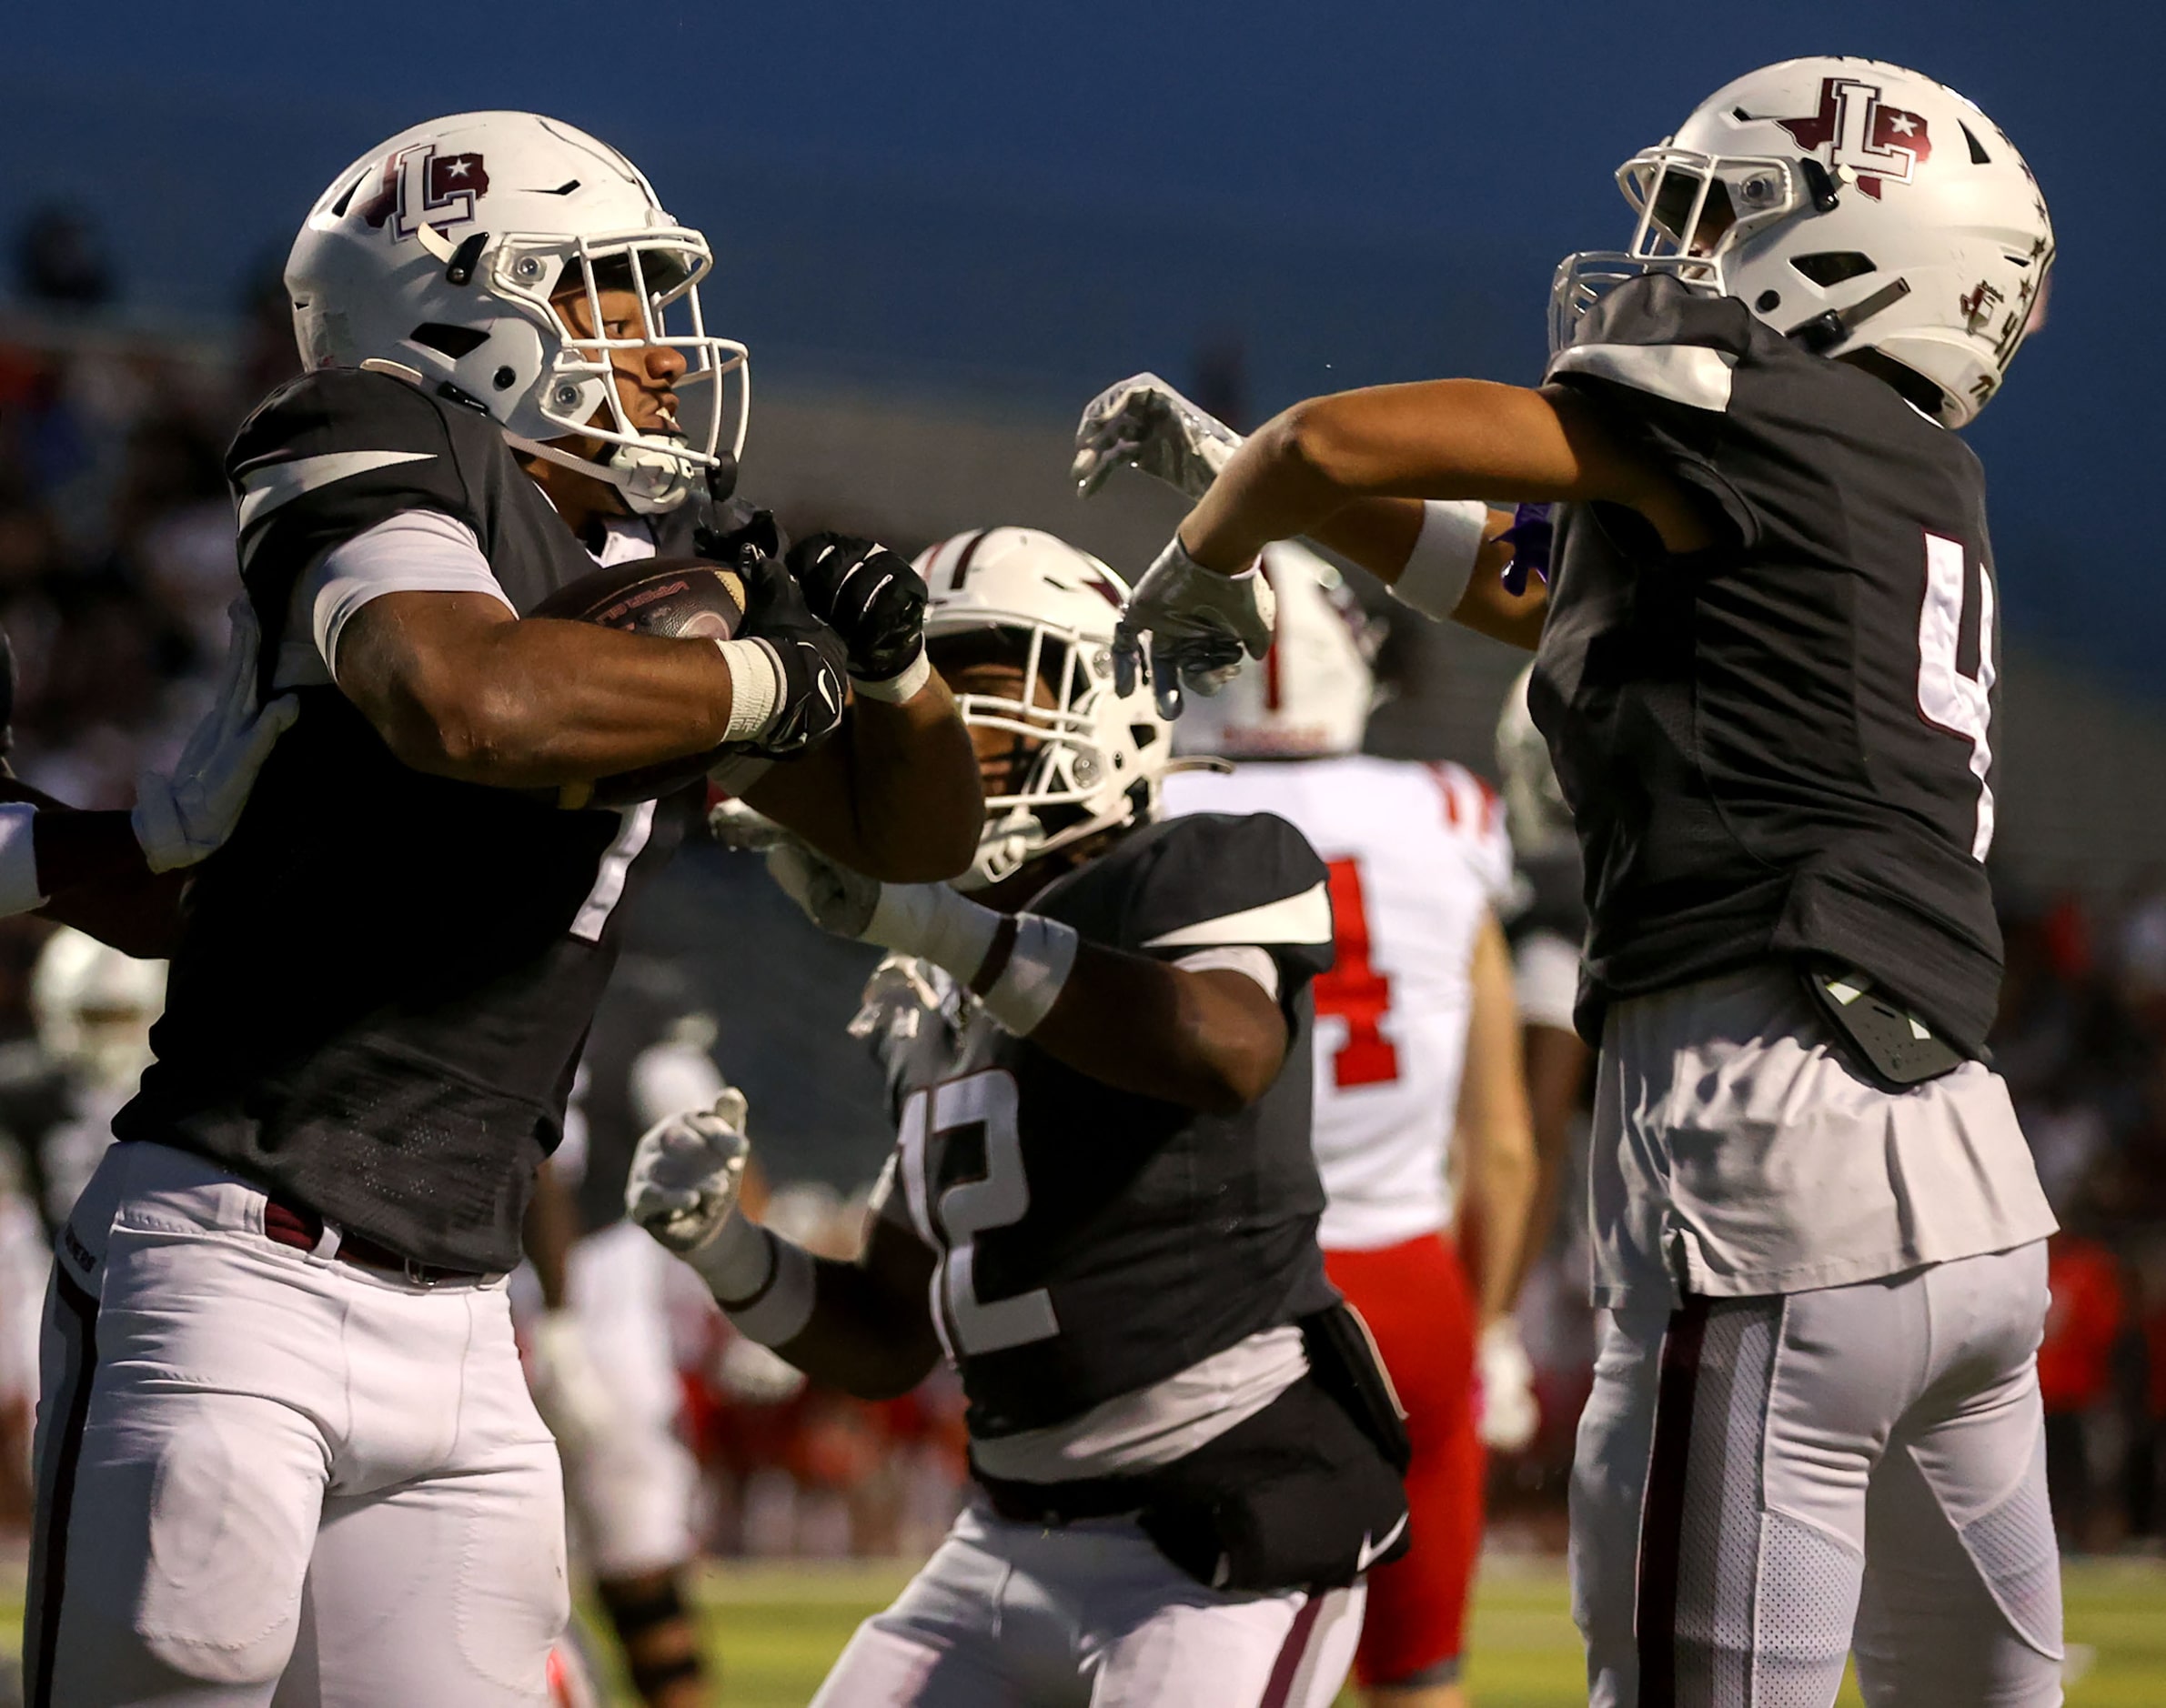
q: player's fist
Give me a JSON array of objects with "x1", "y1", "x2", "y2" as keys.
[
  {"x1": 1476, "y1": 1318, "x2": 1541, "y2": 1453},
  {"x1": 787, "y1": 533, "x2": 929, "y2": 690},
  {"x1": 625, "y1": 1089, "x2": 752, "y2": 1254},
  {"x1": 733, "y1": 550, "x2": 849, "y2": 756},
  {"x1": 1073, "y1": 373, "x2": 1244, "y2": 500}
]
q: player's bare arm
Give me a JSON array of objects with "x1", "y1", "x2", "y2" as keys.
[
  {"x1": 1453, "y1": 912, "x2": 1537, "y2": 1327},
  {"x1": 1073, "y1": 371, "x2": 1543, "y2": 656},
  {"x1": 1181, "y1": 380, "x2": 1714, "y2": 575},
  {"x1": 741, "y1": 672, "x2": 983, "y2": 884},
  {"x1": 334, "y1": 590, "x2": 747, "y2": 785}
]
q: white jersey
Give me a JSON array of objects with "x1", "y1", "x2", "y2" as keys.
[{"x1": 1163, "y1": 756, "x2": 1513, "y2": 1251}]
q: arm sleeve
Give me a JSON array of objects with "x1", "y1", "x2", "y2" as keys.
[
  {"x1": 1513, "y1": 929, "x2": 1583, "y2": 1033},
  {"x1": 1542, "y1": 274, "x2": 1763, "y2": 551},
  {"x1": 301, "y1": 511, "x2": 512, "y2": 679},
  {"x1": 1123, "y1": 812, "x2": 1335, "y2": 997}
]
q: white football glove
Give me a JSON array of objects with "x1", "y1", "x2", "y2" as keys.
[
  {"x1": 714, "y1": 1333, "x2": 810, "y2": 1406},
  {"x1": 1113, "y1": 536, "x2": 1277, "y2": 718},
  {"x1": 1072, "y1": 372, "x2": 1245, "y2": 500},
  {"x1": 707, "y1": 796, "x2": 794, "y2": 853},
  {"x1": 524, "y1": 1310, "x2": 618, "y2": 1456},
  {"x1": 624, "y1": 1088, "x2": 752, "y2": 1255},
  {"x1": 131, "y1": 598, "x2": 298, "y2": 873},
  {"x1": 1476, "y1": 1318, "x2": 1541, "y2": 1453}
]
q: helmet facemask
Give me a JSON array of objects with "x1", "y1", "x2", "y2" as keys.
[
  {"x1": 1551, "y1": 148, "x2": 1812, "y2": 354},
  {"x1": 495, "y1": 233, "x2": 748, "y2": 514},
  {"x1": 933, "y1": 620, "x2": 1158, "y2": 892}
]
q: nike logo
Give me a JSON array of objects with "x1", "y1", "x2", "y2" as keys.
[{"x1": 1355, "y1": 1512, "x2": 1409, "y2": 1573}]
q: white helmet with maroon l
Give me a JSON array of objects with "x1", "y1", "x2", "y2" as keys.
[
  {"x1": 1552, "y1": 57, "x2": 2052, "y2": 426},
  {"x1": 1173, "y1": 540, "x2": 1379, "y2": 760},
  {"x1": 915, "y1": 527, "x2": 1175, "y2": 890},
  {"x1": 286, "y1": 111, "x2": 749, "y2": 513}
]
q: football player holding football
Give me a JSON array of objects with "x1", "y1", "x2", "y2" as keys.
[
  {"x1": 1153, "y1": 542, "x2": 1538, "y2": 1708},
  {"x1": 633, "y1": 527, "x2": 1407, "y2": 1708},
  {"x1": 1104, "y1": 56, "x2": 2062, "y2": 1708},
  {"x1": 26, "y1": 111, "x2": 980, "y2": 1708}
]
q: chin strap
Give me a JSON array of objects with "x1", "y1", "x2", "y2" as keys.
[{"x1": 503, "y1": 431, "x2": 700, "y2": 514}]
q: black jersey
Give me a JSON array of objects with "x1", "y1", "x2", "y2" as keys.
[
  {"x1": 116, "y1": 367, "x2": 690, "y2": 1271},
  {"x1": 865, "y1": 812, "x2": 1338, "y2": 1440},
  {"x1": 1534, "y1": 275, "x2": 2005, "y2": 1052}
]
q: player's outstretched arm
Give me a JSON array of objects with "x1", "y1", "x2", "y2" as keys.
[
  {"x1": 625, "y1": 1090, "x2": 943, "y2": 1400},
  {"x1": 740, "y1": 534, "x2": 982, "y2": 884},
  {"x1": 768, "y1": 842, "x2": 1289, "y2": 1113}
]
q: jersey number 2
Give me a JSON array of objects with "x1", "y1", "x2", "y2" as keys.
[
  {"x1": 1315, "y1": 858, "x2": 1399, "y2": 1088},
  {"x1": 900, "y1": 1070, "x2": 1060, "y2": 1358},
  {"x1": 1918, "y1": 533, "x2": 1997, "y2": 861}
]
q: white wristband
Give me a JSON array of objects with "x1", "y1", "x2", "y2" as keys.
[
  {"x1": 724, "y1": 1237, "x2": 817, "y2": 1347},
  {"x1": 1390, "y1": 499, "x2": 1488, "y2": 618},
  {"x1": 715, "y1": 638, "x2": 783, "y2": 742},
  {"x1": 977, "y1": 913, "x2": 1081, "y2": 1036},
  {"x1": 865, "y1": 881, "x2": 1003, "y2": 978},
  {"x1": 0, "y1": 803, "x2": 44, "y2": 918},
  {"x1": 851, "y1": 650, "x2": 932, "y2": 704}
]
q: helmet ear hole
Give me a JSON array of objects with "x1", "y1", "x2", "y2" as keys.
[
  {"x1": 1791, "y1": 252, "x2": 1877, "y2": 287},
  {"x1": 410, "y1": 322, "x2": 489, "y2": 358}
]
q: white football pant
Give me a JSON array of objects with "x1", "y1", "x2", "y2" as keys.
[
  {"x1": 811, "y1": 1500, "x2": 1363, "y2": 1707},
  {"x1": 25, "y1": 1140, "x2": 568, "y2": 1707},
  {"x1": 1572, "y1": 1241, "x2": 2062, "y2": 1708},
  {"x1": 558, "y1": 1219, "x2": 700, "y2": 1578}
]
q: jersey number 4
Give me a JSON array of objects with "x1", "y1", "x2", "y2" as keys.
[
  {"x1": 899, "y1": 1070, "x2": 1060, "y2": 1358},
  {"x1": 1918, "y1": 532, "x2": 1997, "y2": 862},
  {"x1": 1315, "y1": 858, "x2": 1398, "y2": 1088}
]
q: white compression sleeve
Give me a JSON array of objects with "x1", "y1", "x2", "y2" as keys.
[
  {"x1": 686, "y1": 1215, "x2": 818, "y2": 1347},
  {"x1": 0, "y1": 804, "x2": 44, "y2": 917},
  {"x1": 300, "y1": 511, "x2": 514, "y2": 683},
  {"x1": 1390, "y1": 499, "x2": 1489, "y2": 618}
]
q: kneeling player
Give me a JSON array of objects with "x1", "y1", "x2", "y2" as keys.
[{"x1": 636, "y1": 527, "x2": 1407, "y2": 1708}]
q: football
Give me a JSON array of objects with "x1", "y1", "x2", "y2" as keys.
[{"x1": 533, "y1": 556, "x2": 750, "y2": 807}]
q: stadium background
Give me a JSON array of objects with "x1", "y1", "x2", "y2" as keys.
[{"x1": 1, "y1": 2, "x2": 2163, "y2": 1699}]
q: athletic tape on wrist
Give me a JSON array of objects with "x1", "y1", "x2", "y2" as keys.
[
  {"x1": 851, "y1": 650, "x2": 932, "y2": 704},
  {"x1": 715, "y1": 638, "x2": 783, "y2": 742},
  {"x1": 722, "y1": 1236, "x2": 817, "y2": 1347},
  {"x1": 976, "y1": 913, "x2": 1079, "y2": 1036},
  {"x1": 1390, "y1": 499, "x2": 1488, "y2": 619},
  {"x1": 0, "y1": 803, "x2": 43, "y2": 917},
  {"x1": 871, "y1": 882, "x2": 1002, "y2": 978}
]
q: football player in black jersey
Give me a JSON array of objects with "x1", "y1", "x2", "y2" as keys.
[
  {"x1": 630, "y1": 527, "x2": 1408, "y2": 1707},
  {"x1": 1096, "y1": 55, "x2": 2062, "y2": 1708},
  {"x1": 25, "y1": 112, "x2": 981, "y2": 1708}
]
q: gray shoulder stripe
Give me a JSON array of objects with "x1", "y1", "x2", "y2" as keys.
[
  {"x1": 1141, "y1": 880, "x2": 1333, "y2": 949},
  {"x1": 235, "y1": 449, "x2": 437, "y2": 535},
  {"x1": 1545, "y1": 342, "x2": 1737, "y2": 412}
]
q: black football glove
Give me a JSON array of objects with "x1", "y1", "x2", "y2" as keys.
[
  {"x1": 732, "y1": 547, "x2": 849, "y2": 757},
  {"x1": 786, "y1": 533, "x2": 929, "y2": 688}
]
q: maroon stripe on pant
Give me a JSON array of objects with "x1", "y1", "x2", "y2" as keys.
[
  {"x1": 1635, "y1": 1295, "x2": 1711, "y2": 1708},
  {"x1": 24, "y1": 1263, "x2": 100, "y2": 1708},
  {"x1": 1259, "y1": 1592, "x2": 1326, "y2": 1708}
]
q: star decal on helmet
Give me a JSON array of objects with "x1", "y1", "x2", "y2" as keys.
[{"x1": 1776, "y1": 76, "x2": 1933, "y2": 200}]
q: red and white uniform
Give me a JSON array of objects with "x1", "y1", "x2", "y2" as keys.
[{"x1": 1164, "y1": 754, "x2": 1512, "y2": 1690}]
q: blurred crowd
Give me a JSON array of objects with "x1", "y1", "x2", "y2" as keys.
[{"x1": 0, "y1": 204, "x2": 2162, "y2": 1569}]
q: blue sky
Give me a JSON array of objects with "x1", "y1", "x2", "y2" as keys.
[{"x1": 3, "y1": 0, "x2": 2159, "y2": 686}]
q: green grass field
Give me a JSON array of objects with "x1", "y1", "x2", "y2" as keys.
[
  {"x1": 570, "y1": 1554, "x2": 2166, "y2": 1706},
  {"x1": 5, "y1": 1554, "x2": 2158, "y2": 1703}
]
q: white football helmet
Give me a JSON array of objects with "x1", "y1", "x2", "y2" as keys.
[
  {"x1": 31, "y1": 928, "x2": 166, "y2": 1093},
  {"x1": 1553, "y1": 58, "x2": 2052, "y2": 426},
  {"x1": 915, "y1": 527, "x2": 1175, "y2": 889},
  {"x1": 1496, "y1": 665, "x2": 1574, "y2": 859},
  {"x1": 1173, "y1": 541, "x2": 1379, "y2": 760},
  {"x1": 287, "y1": 111, "x2": 748, "y2": 513}
]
